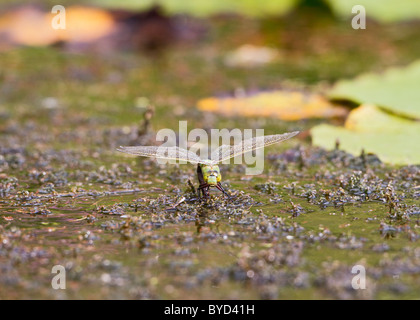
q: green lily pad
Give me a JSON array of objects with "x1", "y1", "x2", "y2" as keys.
[
  {"x1": 326, "y1": 0, "x2": 420, "y2": 23},
  {"x1": 311, "y1": 104, "x2": 420, "y2": 165},
  {"x1": 96, "y1": 0, "x2": 298, "y2": 16},
  {"x1": 328, "y1": 60, "x2": 420, "y2": 120}
]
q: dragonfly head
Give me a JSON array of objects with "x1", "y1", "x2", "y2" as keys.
[{"x1": 200, "y1": 164, "x2": 221, "y2": 186}]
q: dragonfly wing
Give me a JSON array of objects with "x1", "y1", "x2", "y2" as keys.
[
  {"x1": 117, "y1": 146, "x2": 208, "y2": 165},
  {"x1": 210, "y1": 131, "x2": 299, "y2": 163}
]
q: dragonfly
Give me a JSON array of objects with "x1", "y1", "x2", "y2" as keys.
[{"x1": 117, "y1": 131, "x2": 299, "y2": 198}]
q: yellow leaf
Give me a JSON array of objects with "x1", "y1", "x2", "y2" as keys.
[
  {"x1": 0, "y1": 7, "x2": 58, "y2": 46},
  {"x1": 197, "y1": 91, "x2": 348, "y2": 121},
  {"x1": 0, "y1": 6, "x2": 116, "y2": 46},
  {"x1": 51, "y1": 6, "x2": 115, "y2": 43}
]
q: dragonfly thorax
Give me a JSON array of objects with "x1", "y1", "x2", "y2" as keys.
[{"x1": 199, "y1": 164, "x2": 221, "y2": 186}]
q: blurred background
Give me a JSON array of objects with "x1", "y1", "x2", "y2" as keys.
[
  {"x1": 0, "y1": 0, "x2": 419, "y2": 300},
  {"x1": 0, "y1": 0, "x2": 419, "y2": 163}
]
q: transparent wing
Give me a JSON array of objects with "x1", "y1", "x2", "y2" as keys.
[
  {"x1": 210, "y1": 131, "x2": 299, "y2": 164},
  {"x1": 117, "y1": 146, "x2": 210, "y2": 165}
]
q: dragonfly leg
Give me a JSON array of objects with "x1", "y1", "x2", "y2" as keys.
[
  {"x1": 198, "y1": 183, "x2": 210, "y2": 199},
  {"x1": 197, "y1": 165, "x2": 210, "y2": 199},
  {"x1": 216, "y1": 182, "x2": 229, "y2": 197}
]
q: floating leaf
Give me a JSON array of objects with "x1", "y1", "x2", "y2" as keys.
[
  {"x1": 344, "y1": 104, "x2": 419, "y2": 133},
  {"x1": 328, "y1": 60, "x2": 420, "y2": 120},
  {"x1": 311, "y1": 104, "x2": 420, "y2": 165},
  {"x1": 96, "y1": 0, "x2": 298, "y2": 17},
  {"x1": 0, "y1": 6, "x2": 116, "y2": 47},
  {"x1": 51, "y1": 6, "x2": 115, "y2": 43},
  {"x1": 198, "y1": 91, "x2": 348, "y2": 121},
  {"x1": 326, "y1": 0, "x2": 420, "y2": 23},
  {"x1": 0, "y1": 7, "x2": 57, "y2": 46}
]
